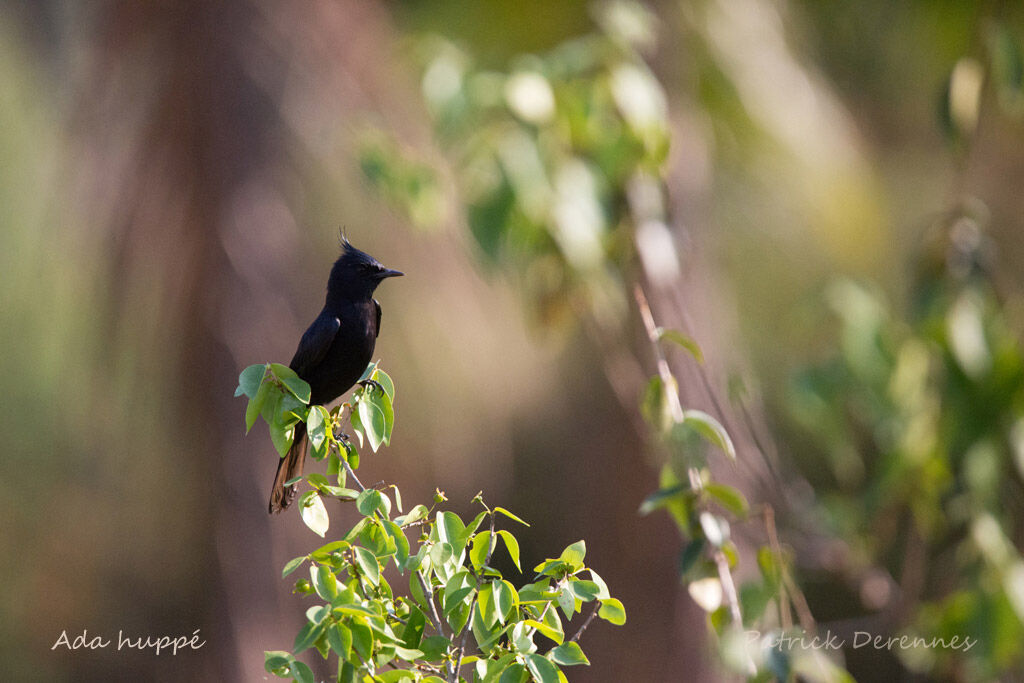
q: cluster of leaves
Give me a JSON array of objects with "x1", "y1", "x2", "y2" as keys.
[
  {"x1": 237, "y1": 362, "x2": 625, "y2": 682},
  {"x1": 369, "y1": 1, "x2": 670, "y2": 327},
  {"x1": 786, "y1": 216, "x2": 1024, "y2": 680}
]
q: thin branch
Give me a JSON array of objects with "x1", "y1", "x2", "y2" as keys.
[
  {"x1": 635, "y1": 286, "x2": 685, "y2": 422},
  {"x1": 763, "y1": 506, "x2": 793, "y2": 632},
  {"x1": 417, "y1": 571, "x2": 454, "y2": 680},
  {"x1": 343, "y1": 457, "x2": 365, "y2": 491},
  {"x1": 635, "y1": 284, "x2": 754, "y2": 675},
  {"x1": 419, "y1": 571, "x2": 447, "y2": 638},
  {"x1": 568, "y1": 602, "x2": 601, "y2": 643},
  {"x1": 452, "y1": 594, "x2": 478, "y2": 683}
]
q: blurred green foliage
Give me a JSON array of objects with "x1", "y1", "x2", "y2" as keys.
[
  {"x1": 375, "y1": 1, "x2": 671, "y2": 329},
  {"x1": 787, "y1": 214, "x2": 1024, "y2": 679}
]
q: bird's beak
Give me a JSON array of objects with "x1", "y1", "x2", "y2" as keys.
[{"x1": 378, "y1": 268, "x2": 404, "y2": 279}]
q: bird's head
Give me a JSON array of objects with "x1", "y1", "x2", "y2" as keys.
[{"x1": 327, "y1": 237, "x2": 403, "y2": 300}]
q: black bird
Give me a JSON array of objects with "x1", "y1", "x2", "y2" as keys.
[{"x1": 269, "y1": 238, "x2": 402, "y2": 513}]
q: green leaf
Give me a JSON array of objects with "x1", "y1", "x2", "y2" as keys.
[
  {"x1": 525, "y1": 653, "x2": 561, "y2": 683},
  {"x1": 495, "y1": 580, "x2": 517, "y2": 623},
  {"x1": 237, "y1": 363, "x2": 266, "y2": 399},
  {"x1": 549, "y1": 641, "x2": 590, "y2": 666},
  {"x1": 354, "y1": 546, "x2": 380, "y2": 585},
  {"x1": 358, "y1": 361, "x2": 378, "y2": 384},
  {"x1": 585, "y1": 570, "x2": 610, "y2": 600},
  {"x1": 293, "y1": 620, "x2": 324, "y2": 654},
  {"x1": 533, "y1": 559, "x2": 568, "y2": 578},
  {"x1": 367, "y1": 389, "x2": 395, "y2": 446},
  {"x1": 357, "y1": 489, "x2": 384, "y2": 517},
  {"x1": 290, "y1": 661, "x2": 314, "y2": 683},
  {"x1": 409, "y1": 571, "x2": 429, "y2": 609},
  {"x1": 598, "y1": 598, "x2": 626, "y2": 625},
  {"x1": 306, "y1": 405, "x2": 330, "y2": 452},
  {"x1": 641, "y1": 376, "x2": 673, "y2": 434},
  {"x1": 277, "y1": 392, "x2": 307, "y2": 425},
  {"x1": 312, "y1": 564, "x2": 338, "y2": 601},
  {"x1": 497, "y1": 530, "x2": 521, "y2": 571},
  {"x1": 350, "y1": 619, "x2": 373, "y2": 661},
  {"x1": 358, "y1": 397, "x2": 387, "y2": 452},
  {"x1": 282, "y1": 555, "x2": 306, "y2": 578},
  {"x1": 498, "y1": 663, "x2": 528, "y2": 683},
  {"x1": 269, "y1": 420, "x2": 295, "y2": 458},
  {"x1": 419, "y1": 634, "x2": 451, "y2": 662},
  {"x1": 299, "y1": 491, "x2": 329, "y2": 537},
  {"x1": 401, "y1": 606, "x2": 426, "y2": 649},
  {"x1": 443, "y1": 571, "x2": 475, "y2": 612},
  {"x1": 327, "y1": 623, "x2": 352, "y2": 660},
  {"x1": 263, "y1": 650, "x2": 292, "y2": 675},
  {"x1": 277, "y1": 371, "x2": 311, "y2": 404},
  {"x1": 704, "y1": 483, "x2": 749, "y2": 517},
  {"x1": 429, "y1": 542, "x2": 455, "y2": 572},
  {"x1": 349, "y1": 406, "x2": 365, "y2": 448},
  {"x1": 246, "y1": 378, "x2": 272, "y2": 433},
  {"x1": 310, "y1": 539, "x2": 350, "y2": 561},
  {"x1": 470, "y1": 531, "x2": 492, "y2": 569},
  {"x1": 638, "y1": 484, "x2": 686, "y2": 516},
  {"x1": 680, "y1": 410, "x2": 735, "y2": 460},
  {"x1": 567, "y1": 579, "x2": 601, "y2": 602},
  {"x1": 656, "y1": 327, "x2": 704, "y2": 364},
  {"x1": 494, "y1": 506, "x2": 530, "y2": 526},
  {"x1": 395, "y1": 504, "x2": 429, "y2": 527},
  {"x1": 372, "y1": 367, "x2": 396, "y2": 402},
  {"x1": 437, "y1": 511, "x2": 468, "y2": 552},
  {"x1": 524, "y1": 619, "x2": 563, "y2": 645},
  {"x1": 383, "y1": 520, "x2": 410, "y2": 569},
  {"x1": 478, "y1": 583, "x2": 496, "y2": 629},
  {"x1": 679, "y1": 539, "x2": 705, "y2": 577},
  {"x1": 559, "y1": 540, "x2": 586, "y2": 571},
  {"x1": 557, "y1": 586, "x2": 576, "y2": 618}
]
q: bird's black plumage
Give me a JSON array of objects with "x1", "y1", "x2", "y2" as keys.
[{"x1": 269, "y1": 239, "x2": 402, "y2": 513}]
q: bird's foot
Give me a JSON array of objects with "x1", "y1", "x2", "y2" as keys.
[{"x1": 358, "y1": 379, "x2": 383, "y2": 395}]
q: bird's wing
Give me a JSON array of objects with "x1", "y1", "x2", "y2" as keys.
[
  {"x1": 373, "y1": 299, "x2": 382, "y2": 338},
  {"x1": 289, "y1": 313, "x2": 341, "y2": 374}
]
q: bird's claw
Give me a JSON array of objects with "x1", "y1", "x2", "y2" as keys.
[{"x1": 359, "y1": 379, "x2": 383, "y2": 395}]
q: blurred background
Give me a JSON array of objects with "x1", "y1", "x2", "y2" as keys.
[{"x1": 2, "y1": 0, "x2": 1024, "y2": 681}]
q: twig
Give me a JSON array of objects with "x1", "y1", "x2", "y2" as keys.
[
  {"x1": 343, "y1": 457, "x2": 365, "y2": 491},
  {"x1": 635, "y1": 286, "x2": 685, "y2": 422},
  {"x1": 635, "y1": 284, "x2": 755, "y2": 675},
  {"x1": 569, "y1": 602, "x2": 601, "y2": 643},
  {"x1": 763, "y1": 506, "x2": 793, "y2": 631},
  {"x1": 452, "y1": 595, "x2": 477, "y2": 683},
  {"x1": 418, "y1": 571, "x2": 453, "y2": 679}
]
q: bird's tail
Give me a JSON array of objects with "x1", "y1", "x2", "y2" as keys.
[{"x1": 269, "y1": 422, "x2": 307, "y2": 514}]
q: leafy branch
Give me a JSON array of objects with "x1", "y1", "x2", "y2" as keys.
[{"x1": 237, "y1": 361, "x2": 625, "y2": 682}]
